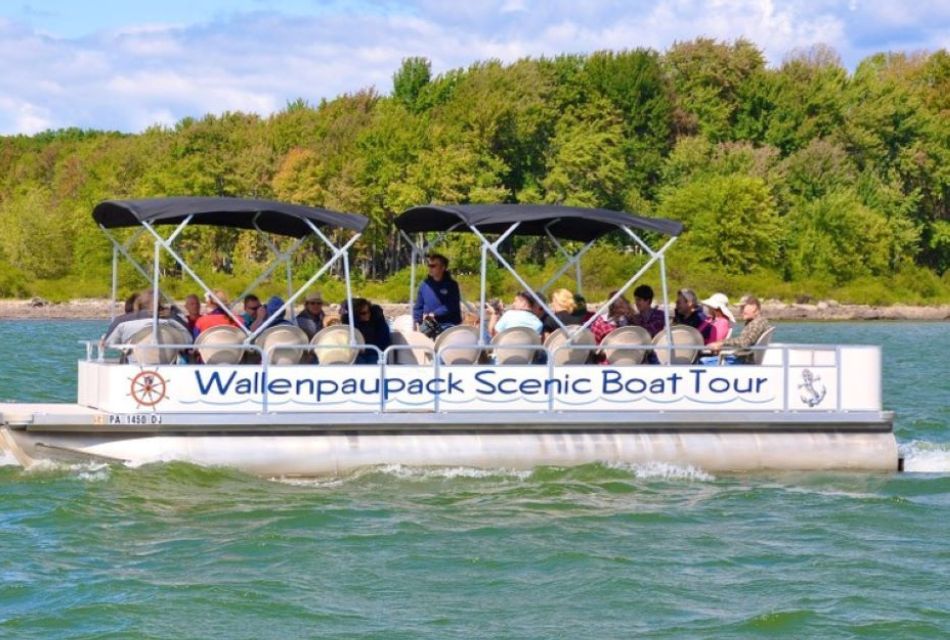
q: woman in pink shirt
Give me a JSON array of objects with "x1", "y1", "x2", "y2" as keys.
[{"x1": 701, "y1": 293, "x2": 735, "y2": 343}]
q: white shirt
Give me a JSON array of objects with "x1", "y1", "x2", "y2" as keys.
[{"x1": 494, "y1": 309, "x2": 543, "y2": 335}]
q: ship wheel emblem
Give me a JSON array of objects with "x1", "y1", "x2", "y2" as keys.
[
  {"x1": 129, "y1": 370, "x2": 168, "y2": 408},
  {"x1": 798, "y1": 369, "x2": 826, "y2": 407}
]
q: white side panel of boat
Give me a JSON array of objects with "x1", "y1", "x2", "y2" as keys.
[{"x1": 2, "y1": 428, "x2": 898, "y2": 476}]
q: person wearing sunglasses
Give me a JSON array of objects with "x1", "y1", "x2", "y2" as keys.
[
  {"x1": 342, "y1": 297, "x2": 392, "y2": 364},
  {"x1": 240, "y1": 294, "x2": 262, "y2": 328},
  {"x1": 412, "y1": 253, "x2": 461, "y2": 336},
  {"x1": 296, "y1": 292, "x2": 326, "y2": 339}
]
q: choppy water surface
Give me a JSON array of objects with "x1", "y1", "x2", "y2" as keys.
[{"x1": 1, "y1": 320, "x2": 947, "y2": 639}]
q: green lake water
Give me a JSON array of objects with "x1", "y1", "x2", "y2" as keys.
[{"x1": 1, "y1": 320, "x2": 947, "y2": 639}]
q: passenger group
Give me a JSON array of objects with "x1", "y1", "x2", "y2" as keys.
[{"x1": 104, "y1": 251, "x2": 771, "y2": 365}]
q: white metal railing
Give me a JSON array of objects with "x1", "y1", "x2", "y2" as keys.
[{"x1": 82, "y1": 340, "x2": 852, "y2": 414}]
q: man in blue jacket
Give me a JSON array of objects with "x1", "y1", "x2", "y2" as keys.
[{"x1": 412, "y1": 253, "x2": 461, "y2": 333}]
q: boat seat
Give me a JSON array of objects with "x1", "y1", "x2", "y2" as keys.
[
  {"x1": 600, "y1": 325, "x2": 652, "y2": 366},
  {"x1": 311, "y1": 325, "x2": 364, "y2": 365},
  {"x1": 652, "y1": 325, "x2": 704, "y2": 365},
  {"x1": 434, "y1": 325, "x2": 480, "y2": 365},
  {"x1": 388, "y1": 329, "x2": 434, "y2": 365},
  {"x1": 255, "y1": 324, "x2": 310, "y2": 365},
  {"x1": 129, "y1": 322, "x2": 193, "y2": 365},
  {"x1": 194, "y1": 325, "x2": 247, "y2": 365},
  {"x1": 721, "y1": 325, "x2": 776, "y2": 365},
  {"x1": 491, "y1": 327, "x2": 541, "y2": 365},
  {"x1": 544, "y1": 326, "x2": 595, "y2": 365},
  {"x1": 391, "y1": 314, "x2": 416, "y2": 334}
]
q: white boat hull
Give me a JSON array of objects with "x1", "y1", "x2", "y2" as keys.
[{"x1": 1, "y1": 405, "x2": 899, "y2": 475}]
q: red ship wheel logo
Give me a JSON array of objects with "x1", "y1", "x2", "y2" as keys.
[{"x1": 129, "y1": 370, "x2": 167, "y2": 408}]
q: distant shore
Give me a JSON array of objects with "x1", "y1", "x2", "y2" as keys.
[{"x1": 1, "y1": 298, "x2": 948, "y2": 322}]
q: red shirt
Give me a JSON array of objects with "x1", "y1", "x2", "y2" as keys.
[{"x1": 193, "y1": 310, "x2": 238, "y2": 336}]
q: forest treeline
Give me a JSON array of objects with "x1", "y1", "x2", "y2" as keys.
[{"x1": 0, "y1": 38, "x2": 948, "y2": 304}]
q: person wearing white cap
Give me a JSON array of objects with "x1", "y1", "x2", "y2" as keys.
[
  {"x1": 707, "y1": 295, "x2": 772, "y2": 363},
  {"x1": 701, "y1": 292, "x2": 735, "y2": 343}
]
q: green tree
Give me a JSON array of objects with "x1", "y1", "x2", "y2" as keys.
[{"x1": 658, "y1": 174, "x2": 781, "y2": 274}]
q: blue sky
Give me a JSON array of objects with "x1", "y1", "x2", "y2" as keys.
[{"x1": 1, "y1": 0, "x2": 946, "y2": 134}]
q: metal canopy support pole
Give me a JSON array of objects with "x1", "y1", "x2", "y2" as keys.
[
  {"x1": 539, "y1": 231, "x2": 596, "y2": 296},
  {"x1": 151, "y1": 238, "x2": 160, "y2": 338},
  {"x1": 110, "y1": 245, "x2": 118, "y2": 322},
  {"x1": 469, "y1": 222, "x2": 569, "y2": 334},
  {"x1": 400, "y1": 227, "x2": 458, "y2": 316},
  {"x1": 304, "y1": 220, "x2": 362, "y2": 344},
  {"x1": 141, "y1": 219, "x2": 249, "y2": 334},
  {"x1": 478, "y1": 241, "x2": 488, "y2": 345},
  {"x1": 247, "y1": 231, "x2": 362, "y2": 342},
  {"x1": 233, "y1": 235, "x2": 305, "y2": 310},
  {"x1": 620, "y1": 228, "x2": 678, "y2": 346},
  {"x1": 250, "y1": 213, "x2": 303, "y2": 323},
  {"x1": 576, "y1": 253, "x2": 663, "y2": 335},
  {"x1": 101, "y1": 226, "x2": 175, "y2": 306},
  {"x1": 342, "y1": 242, "x2": 355, "y2": 345},
  {"x1": 658, "y1": 239, "x2": 677, "y2": 345},
  {"x1": 400, "y1": 229, "x2": 419, "y2": 311}
]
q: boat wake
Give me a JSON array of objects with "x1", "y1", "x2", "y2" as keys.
[
  {"x1": 606, "y1": 461, "x2": 716, "y2": 482},
  {"x1": 900, "y1": 440, "x2": 950, "y2": 473}
]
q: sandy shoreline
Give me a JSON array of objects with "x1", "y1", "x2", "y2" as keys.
[{"x1": 2, "y1": 298, "x2": 948, "y2": 322}]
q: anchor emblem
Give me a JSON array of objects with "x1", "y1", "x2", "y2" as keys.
[{"x1": 798, "y1": 369, "x2": 826, "y2": 407}]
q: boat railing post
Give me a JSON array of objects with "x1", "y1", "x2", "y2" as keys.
[
  {"x1": 782, "y1": 344, "x2": 789, "y2": 412},
  {"x1": 379, "y1": 349, "x2": 387, "y2": 413},
  {"x1": 433, "y1": 346, "x2": 441, "y2": 413},
  {"x1": 836, "y1": 345, "x2": 843, "y2": 412}
]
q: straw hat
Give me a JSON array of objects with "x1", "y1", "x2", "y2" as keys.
[
  {"x1": 305, "y1": 292, "x2": 325, "y2": 304},
  {"x1": 701, "y1": 292, "x2": 735, "y2": 324}
]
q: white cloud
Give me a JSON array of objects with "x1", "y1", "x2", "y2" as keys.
[{"x1": 0, "y1": 1, "x2": 945, "y2": 134}]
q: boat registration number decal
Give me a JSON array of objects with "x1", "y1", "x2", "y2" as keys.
[{"x1": 107, "y1": 414, "x2": 163, "y2": 425}]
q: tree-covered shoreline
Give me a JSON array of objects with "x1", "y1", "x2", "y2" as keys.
[{"x1": 1, "y1": 39, "x2": 947, "y2": 305}]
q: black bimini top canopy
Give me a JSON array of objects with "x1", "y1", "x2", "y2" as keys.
[
  {"x1": 394, "y1": 204, "x2": 682, "y2": 242},
  {"x1": 93, "y1": 197, "x2": 368, "y2": 238}
]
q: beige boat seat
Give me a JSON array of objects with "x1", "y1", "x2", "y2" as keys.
[
  {"x1": 388, "y1": 329, "x2": 434, "y2": 365},
  {"x1": 491, "y1": 327, "x2": 542, "y2": 365},
  {"x1": 652, "y1": 325, "x2": 704, "y2": 365},
  {"x1": 721, "y1": 325, "x2": 776, "y2": 365},
  {"x1": 255, "y1": 324, "x2": 310, "y2": 364},
  {"x1": 434, "y1": 325, "x2": 480, "y2": 365},
  {"x1": 194, "y1": 325, "x2": 247, "y2": 365},
  {"x1": 391, "y1": 314, "x2": 416, "y2": 334},
  {"x1": 544, "y1": 326, "x2": 596, "y2": 365},
  {"x1": 129, "y1": 322, "x2": 193, "y2": 365},
  {"x1": 311, "y1": 325, "x2": 364, "y2": 365},
  {"x1": 600, "y1": 325, "x2": 652, "y2": 366}
]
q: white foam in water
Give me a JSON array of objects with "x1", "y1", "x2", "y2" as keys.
[
  {"x1": 271, "y1": 465, "x2": 533, "y2": 486},
  {"x1": 0, "y1": 449, "x2": 19, "y2": 467},
  {"x1": 901, "y1": 441, "x2": 950, "y2": 474},
  {"x1": 376, "y1": 464, "x2": 534, "y2": 481},
  {"x1": 20, "y1": 458, "x2": 112, "y2": 480},
  {"x1": 608, "y1": 461, "x2": 716, "y2": 482}
]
